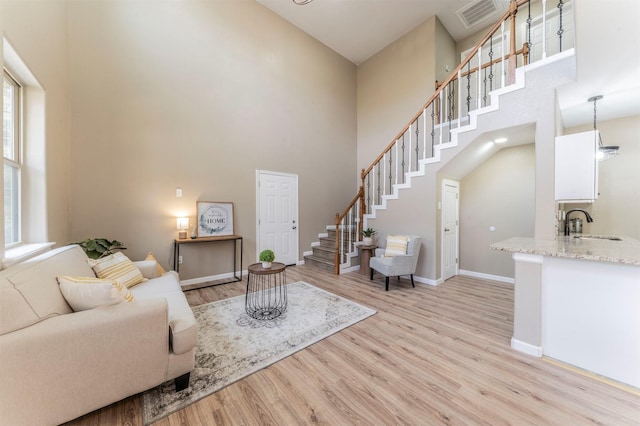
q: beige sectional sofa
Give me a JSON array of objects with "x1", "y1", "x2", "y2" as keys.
[{"x1": 0, "y1": 245, "x2": 197, "y2": 425}]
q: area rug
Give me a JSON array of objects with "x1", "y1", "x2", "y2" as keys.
[{"x1": 142, "y1": 281, "x2": 376, "y2": 424}]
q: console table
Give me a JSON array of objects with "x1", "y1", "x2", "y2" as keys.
[
  {"x1": 173, "y1": 235, "x2": 243, "y2": 287},
  {"x1": 245, "y1": 262, "x2": 287, "y2": 320}
]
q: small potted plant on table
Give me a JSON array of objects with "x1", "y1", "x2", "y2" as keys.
[
  {"x1": 259, "y1": 249, "x2": 275, "y2": 269},
  {"x1": 361, "y1": 228, "x2": 376, "y2": 246}
]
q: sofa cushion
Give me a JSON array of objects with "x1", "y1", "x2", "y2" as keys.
[
  {"x1": 134, "y1": 260, "x2": 159, "y2": 280},
  {"x1": 130, "y1": 272, "x2": 182, "y2": 298},
  {"x1": 88, "y1": 252, "x2": 146, "y2": 288},
  {"x1": 0, "y1": 245, "x2": 93, "y2": 335},
  {"x1": 58, "y1": 276, "x2": 135, "y2": 311}
]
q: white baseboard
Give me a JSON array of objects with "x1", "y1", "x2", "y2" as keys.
[
  {"x1": 459, "y1": 269, "x2": 514, "y2": 284},
  {"x1": 413, "y1": 275, "x2": 439, "y2": 286},
  {"x1": 341, "y1": 265, "x2": 359, "y2": 274},
  {"x1": 180, "y1": 270, "x2": 246, "y2": 287},
  {"x1": 303, "y1": 250, "x2": 313, "y2": 257},
  {"x1": 511, "y1": 338, "x2": 543, "y2": 357}
]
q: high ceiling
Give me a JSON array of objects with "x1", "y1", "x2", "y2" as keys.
[{"x1": 257, "y1": 0, "x2": 640, "y2": 128}]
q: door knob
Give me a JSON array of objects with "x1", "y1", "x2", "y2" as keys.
[
  {"x1": 292, "y1": 226, "x2": 297, "y2": 230},
  {"x1": 444, "y1": 228, "x2": 450, "y2": 232}
]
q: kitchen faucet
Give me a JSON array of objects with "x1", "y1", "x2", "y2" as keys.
[{"x1": 564, "y1": 209, "x2": 594, "y2": 236}]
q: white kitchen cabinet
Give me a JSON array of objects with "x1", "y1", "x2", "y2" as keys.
[{"x1": 554, "y1": 130, "x2": 599, "y2": 203}]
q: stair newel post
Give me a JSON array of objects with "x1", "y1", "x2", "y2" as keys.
[
  {"x1": 334, "y1": 213, "x2": 340, "y2": 274},
  {"x1": 358, "y1": 185, "x2": 364, "y2": 241},
  {"x1": 522, "y1": 42, "x2": 530, "y2": 66},
  {"x1": 507, "y1": 0, "x2": 518, "y2": 85}
]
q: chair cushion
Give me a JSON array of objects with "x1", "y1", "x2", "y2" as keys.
[{"x1": 384, "y1": 235, "x2": 410, "y2": 257}]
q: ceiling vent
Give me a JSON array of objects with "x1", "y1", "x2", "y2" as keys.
[{"x1": 456, "y1": 0, "x2": 501, "y2": 29}]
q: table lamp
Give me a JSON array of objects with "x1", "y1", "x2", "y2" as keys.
[{"x1": 176, "y1": 217, "x2": 189, "y2": 239}]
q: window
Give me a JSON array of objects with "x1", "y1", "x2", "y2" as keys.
[{"x1": 3, "y1": 70, "x2": 21, "y2": 246}]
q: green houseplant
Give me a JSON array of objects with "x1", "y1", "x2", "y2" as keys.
[
  {"x1": 361, "y1": 228, "x2": 376, "y2": 245},
  {"x1": 73, "y1": 238, "x2": 126, "y2": 260},
  {"x1": 259, "y1": 249, "x2": 275, "y2": 269}
]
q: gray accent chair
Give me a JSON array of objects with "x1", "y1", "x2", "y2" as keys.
[{"x1": 369, "y1": 236, "x2": 422, "y2": 291}]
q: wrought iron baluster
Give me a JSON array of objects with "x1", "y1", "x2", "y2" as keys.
[
  {"x1": 466, "y1": 61, "x2": 472, "y2": 117},
  {"x1": 483, "y1": 66, "x2": 487, "y2": 107},
  {"x1": 557, "y1": 0, "x2": 564, "y2": 51},
  {"x1": 388, "y1": 149, "x2": 393, "y2": 192},
  {"x1": 489, "y1": 36, "x2": 494, "y2": 92},
  {"x1": 430, "y1": 103, "x2": 435, "y2": 154},
  {"x1": 401, "y1": 134, "x2": 406, "y2": 183},
  {"x1": 376, "y1": 163, "x2": 381, "y2": 205},
  {"x1": 415, "y1": 119, "x2": 420, "y2": 170},
  {"x1": 527, "y1": 0, "x2": 532, "y2": 52},
  {"x1": 366, "y1": 173, "x2": 371, "y2": 214},
  {"x1": 448, "y1": 81, "x2": 454, "y2": 140}
]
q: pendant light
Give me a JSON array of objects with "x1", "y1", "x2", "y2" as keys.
[{"x1": 588, "y1": 95, "x2": 620, "y2": 161}]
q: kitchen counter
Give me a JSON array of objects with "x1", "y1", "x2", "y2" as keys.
[
  {"x1": 492, "y1": 234, "x2": 640, "y2": 388},
  {"x1": 490, "y1": 234, "x2": 640, "y2": 265}
]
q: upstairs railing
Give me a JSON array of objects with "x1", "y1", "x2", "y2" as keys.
[{"x1": 334, "y1": 0, "x2": 574, "y2": 273}]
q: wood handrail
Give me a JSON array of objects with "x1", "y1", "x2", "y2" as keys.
[
  {"x1": 335, "y1": 186, "x2": 365, "y2": 226},
  {"x1": 361, "y1": 0, "x2": 530, "y2": 180}
]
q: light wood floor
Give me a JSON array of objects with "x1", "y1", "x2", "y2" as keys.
[{"x1": 67, "y1": 266, "x2": 640, "y2": 425}]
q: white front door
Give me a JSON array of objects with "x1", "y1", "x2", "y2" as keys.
[
  {"x1": 442, "y1": 179, "x2": 460, "y2": 281},
  {"x1": 257, "y1": 171, "x2": 298, "y2": 266}
]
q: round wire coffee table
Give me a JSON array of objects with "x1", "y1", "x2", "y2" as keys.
[{"x1": 245, "y1": 262, "x2": 287, "y2": 320}]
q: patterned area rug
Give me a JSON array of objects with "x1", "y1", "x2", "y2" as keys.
[{"x1": 142, "y1": 281, "x2": 376, "y2": 424}]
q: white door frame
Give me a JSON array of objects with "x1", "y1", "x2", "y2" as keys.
[
  {"x1": 441, "y1": 179, "x2": 460, "y2": 281},
  {"x1": 256, "y1": 170, "x2": 299, "y2": 265}
]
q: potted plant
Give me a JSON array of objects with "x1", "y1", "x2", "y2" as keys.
[
  {"x1": 361, "y1": 228, "x2": 376, "y2": 245},
  {"x1": 73, "y1": 238, "x2": 126, "y2": 259},
  {"x1": 259, "y1": 249, "x2": 275, "y2": 269}
]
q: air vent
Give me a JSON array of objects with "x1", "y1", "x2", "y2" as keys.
[{"x1": 456, "y1": 0, "x2": 500, "y2": 29}]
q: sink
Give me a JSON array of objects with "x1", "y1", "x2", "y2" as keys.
[{"x1": 573, "y1": 235, "x2": 622, "y2": 241}]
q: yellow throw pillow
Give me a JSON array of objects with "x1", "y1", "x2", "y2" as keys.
[
  {"x1": 57, "y1": 276, "x2": 134, "y2": 311},
  {"x1": 145, "y1": 252, "x2": 167, "y2": 276},
  {"x1": 384, "y1": 235, "x2": 410, "y2": 257},
  {"x1": 87, "y1": 252, "x2": 146, "y2": 288}
]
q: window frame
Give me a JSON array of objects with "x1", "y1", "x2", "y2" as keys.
[{"x1": 3, "y1": 68, "x2": 23, "y2": 247}]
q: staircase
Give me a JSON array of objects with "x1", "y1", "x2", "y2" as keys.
[
  {"x1": 304, "y1": 226, "x2": 359, "y2": 273},
  {"x1": 305, "y1": 0, "x2": 575, "y2": 274}
]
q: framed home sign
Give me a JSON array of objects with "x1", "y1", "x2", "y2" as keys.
[{"x1": 197, "y1": 201, "x2": 234, "y2": 237}]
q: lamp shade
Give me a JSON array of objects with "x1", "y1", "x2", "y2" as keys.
[
  {"x1": 177, "y1": 217, "x2": 189, "y2": 239},
  {"x1": 176, "y1": 217, "x2": 189, "y2": 230}
]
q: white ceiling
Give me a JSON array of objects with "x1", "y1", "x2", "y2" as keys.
[{"x1": 257, "y1": 0, "x2": 640, "y2": 128}]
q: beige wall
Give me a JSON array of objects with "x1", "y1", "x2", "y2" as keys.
[
  {"x1": 435, "y1": 17, "x2": 457, "y2": 87},
  {"x1": 1, "y1": 0, "x2": 71, "y2": 249},
  {"x1": 356, "y1": 16, "x2": 439, "y2": 180},
  {"x1": 66, "y1": 1, "x2": 356, "y2": 278},
  {"x1": 562, "y1": 115, "x2": 640, "y2": 239},
  {"x1": 460, "y1": 144, "x2": 536, "y2": 278}
]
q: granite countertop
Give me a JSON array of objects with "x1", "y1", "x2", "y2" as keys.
[{"x1": 490, "y1": 235, "x2": 640, "y2": 266}]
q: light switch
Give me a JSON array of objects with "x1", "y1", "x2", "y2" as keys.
[{"x1": 176, "y1": 188, "x2": 183, "y2": 198}]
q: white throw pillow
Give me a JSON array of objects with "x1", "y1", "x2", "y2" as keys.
[
  {"x1": 384, "y1": 235, "x2": 410, "y2": 257},
  {"x1": 57, "y1": 276, "x2": 135, "y2": 311}
]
